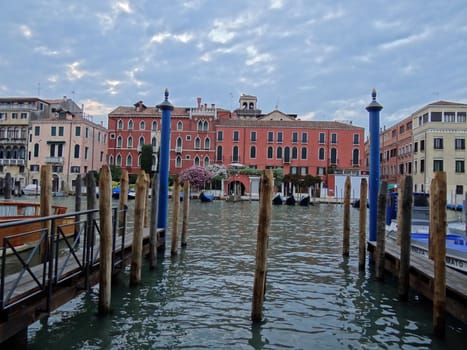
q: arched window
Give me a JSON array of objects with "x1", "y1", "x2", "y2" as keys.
[
  {"x1": 267, "y1": 146, "x2": 273, "y2": 159},
  {"x1": 19, "y1": 147, "x2": 25, "y2": 159},
  {"x1": 5, "y1": 147, "x2": 11, "y2": 159},
  {"x1": 138, "y1": 154, "x2": 141, "y2": 166},
  {"x1": 203, "y1": 121, "x2": 208, "y2": 131},
  {"x1": 249, "y1": 102, "x2": 254, "y2": 109},
  {"x1": 128, "y1": 120, "x2": 133, "y2": 130},
  {"x1": 198, "y1": 120, "x2": 203, "y2": 131},
  {"x1": 204, "y1": 156, "x2": 210, "y2": 166},
  {"x1": 292, "y1": 147, "x2": 298, "y2": 159},
  {"x1": 284, "y1": 147, "x2": 290, "y2": 162},
  {"x1": 116, "y1": 154, "x2": 122, "y2": 166},
  {"x1": 117, "y1": 136, "x2": 122, "y2": 148},
  {"x1": 353, "y1": 149, "x2": 360, "y2": 165},
  {"x1": 109, "y1": 155, "x2": 114, "y2": 165},
  {"x1": 74, "y1": 145, "x2": 80, "y2": 158},
  {"x1": 139, "y1": 136, "x2": 144, "y2": 147},
  {"x1": 176, "y1": 156, "x2": 182, "y2": 168},
  {"x1": 140, "y1": 121, "x2": 145, "y2": 130},
  {"x1": 301, "y1": 147, "x2": 307, "y2": 159},
  {"x1": 195, "y1": 137, "x2": 201, "y2": 149},
  {"x1": 217, "y1": 146, "x2": 223, "y2": 162},
  {"x1": 152, "y1": 121, "x2": 157, "y2": 131},
  {"x1": 176, "y1": 137, "x2": 182, "y2": 152},
  {"x1": 177, "y1": 121, "x2": 183, "y2": 130},
  {"x1": 152, "y1": 137, "x2": 157, "y2": 147},
  {"x1": 194, "y1": 156, "x2": 200, "y2": 166},
  {"x1": 330, "y1": 148, "x2": 337, "y2": 164},
  {"x1": 117, "y1": 120, "x2": 123, "y2": 129},
  {"x1": 319, "y1": 147, "x2": 325, "y2": 160},
  {"x1": 204, "y1": 137, "x2": 210, "y2": 149},
  {"x1": 277, "y1": 146, "x2": 282, "y2": 159},
  {"x1": 127, "y1": 136, "x2": 133, "y2": 148},
  {"x1": 250, "y1": 146, "x2": 256, "y2": 158},
  {"x1": 126, "y1": 154, "x2": 132, "y2": 167},
  {"x1": 152, "y1": 155, "x2": 157, "y2": 168},
  {"x1": 232, "y1": 146, "x2": 239, "y2": 162}
]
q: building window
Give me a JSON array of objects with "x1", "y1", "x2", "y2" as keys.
[
  {"x1": 431, "y1": 112, "x2": 442, "y2": 122},
  {"x1": 216, "y1": 146, "x2": 223, "y2": 162},
  {"x1": 457, "y1": 112, "x2": 467, "y2": 123},
  {"x1": 330, "y1": 148, "x2": 337, "y2": 164},
  {"x1": 74, "y1": 145, "x2": 80, "y2": 158},
  {"x1": 414, "y1": 142, "x2": 418, "y2": 153},
  {"x1": 301, "y1": 132, "x2": 307, "y2": 143},
  {"x1": 331, "y1": 133, "x2": 337, "y2": 144},
  {"x1": 267, "y1": 146, "x2": 273, "y2": 159},
  {"x1": 251, "y1": 131, "x2": 257, "y2": 142},
  {"x1": 433, "y1": 159, "x2": 443, "y2": 171},
  {"x1": 84, "y1": 147, "x2": 89, "y2": 160},
  {"x1": 455, "y1": 160, "x2": 465, "y2": 173},
  {"x1": 177, "y1": 121, "x2": 183, "y2": 130},
  {"x1": 117, "y1": 136, "x2": 122, "y2": 148},
  {"x1": 277, "y1": 146, "x2": 282, "y2": 159},
  {"x1": 268, "y1": 131, "x2": 273, "y2": 143},
  {"x1": 204, "y1": 157, "x2": 210, "y2": 166},
  {"x1": 444, "y1": 112, "x2": 455, "y2": 122},
  {"x1": 301, "y1": 147, "x2": 307, "y2": 159},
  {"x1": 455, "y1": 138, "x2": 465, "y2": 150},
  {"x1": 116, "y1": 154, "x2": 122, "y2": 166},
  {"x1": 292, "y1": 132, "x2": 298, "y2": 143},
  {"x1": 420, "y1": 140, "x2": 425, "y2": 151},
  {"x1": 420, "y1": 159, "x2": 425, "y2": 173},
  {"x1": 319, "y1": 133, "x2": 325, "y2": 144},
  {"x1": 353, "y1": 134, "x2": 359, "y2": 145},
  {"x1": 85, "y1": 128, "x2": 89, "y2": 138},
  {"x1": 140, "y1": 121, "x2": 145, "y2": 130},
  {"x1": 128, "y1": 120, "x2": 133, "y2": 130},
  {"x1": 70, "y1": 166, "x2": 80, "y2": 173},
  {"x1": 21, "y1": 113, "x2": 27, "y2": 119},
  {"x1": 232, "y1": 146, "x2": 239, "y2": 162},
  {"x1": 117, "y1": 120, "x2": 123, "y2": 130},
  {"x1": 195, "y1": 137, "x2": 201, "y2": 149},
  {"x1": 319, "y1": 147, "x2": 325, "y2": 160},
  {"x1": 152, "y1": 121, "x2": 157, "y2": 130},
  {"x1": 277, "y1": 132, "x2": 283, "y2": 143},
  {"x1": 51, "y1": 126, "x2": 56, "y2": 136},
  {"x1": 75, "y1": 126, "x2": 81, "y2": 137},
  {"x1": 176, "y1": 137, "x2": 182, "y2": 152},
  {"x1": 34, "y1": 126, "x2": 40, "y2": 136},
  {"x1": 100, "y1": 151, "x2": 104, "y2": 162},
  {"x1": 204, "y1": 138, "x2": 210, "y2": 150},
  {"x1": 128, "y1": 136, "x2": 133, "y2": 148},
  {"x1": 58, "y1": 127, "x2": 64, "y2": 136},
  {"x1": 292, "y1": 147, "x2": 298, "y2": 159},
  {"x1": 250, "y1": 146, "x2": 256, "y2": 158},
  {"x1": 124, "y1": 154, "x2": 131, "y2": 167},
  {"x1": 217, "y1": 131, "x2": 223, "y2": 141},
  {"x1": 352, "y1": 149, "x2": 359, "y2": 165},
  {"x1": 139, "y1": 136, "x2": 144, "y2": 147},
  {"x1": 194, "y1": 156, "x2": 200, "y2": 166},
  {"x1": 433, "y1": 138, "x2": 443, "y2": 150},
  {"x1": 12, "y1": 113, "x2": 18, "y2": 119},
  {"x1": 34, "y1": 143, "x2": 39, "y2": 157},
  {"x1": 233, "y1": 131, "x2": 239, "y2": 142},
  {"x1": 176, "y1": 156, "x2": 182, "y2": 168},
  {"x1": 456, "y1": 185, "x2": 463, "y2": 195},
  {"x1": 284, "y1": 147, "x2": 290, "y2": 163}
]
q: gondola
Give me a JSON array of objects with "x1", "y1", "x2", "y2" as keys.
[
  {"x1": 285, "y1": 195, "x2": 296, "y2": 206},
  {"x1": 299, "y1": 195, "x2": 311, "y2": 206},
  {"x1": 272, "y1": 194, "x2": 284, "y2": 205},
  {"x1": 200, "y1": 191, "x2": 214, "y2": 202}
]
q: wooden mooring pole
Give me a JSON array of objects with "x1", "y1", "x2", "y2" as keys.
[
  {"x1": 4, "y1": 172, "x2": 11, "y2": 199},
  {"x1": 130, "y1": 170, "x2": 147, "y2": 286},
  {"x1": 74, "y1": 174, "x2": 81, "y2": 241},
  {"x1": 343, "y1": 176, "x2": 351, "y2": 256},
  {"x1": 251, "y1": 169, "x2": 273, "y2": 322},
  {"x1": 39, "y1": 165, "x2": 52, "y2": 262},
  {"x1": 181, "y1": 181, "x2": 190, "y2": 247},
  {"x1": 149, "y1": 174, "x2": 159, "y2": 269},
  {"x1": 432, "y1": 172, "x2": 447, "y2": 337},
  {"x1": 398, "y1": 176, "x2": 413, "y2": 301},
  {"x1": 375, "y1": 180, "x2": 387, "y2": 281},
  {"x1": 171, "y1": 175, "x2": 180, "y2": 256},
  {"x1": 429, "y1": 179, "x2": 437, "y2": 260},
  {"x1": 144, "y1": 173, "x2": 150, "y2": 228},
  {"x1": 118, "y1": 170, "x2": 129, "y2": 236},
  {"x1": 358, "y1": 178, "x2": 368, "y2": 271},
  {"x1": 98, "y1": 165, "x2": 112, "y2": 314}
]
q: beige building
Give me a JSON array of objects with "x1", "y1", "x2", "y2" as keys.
[
  {"x1": 28, "y1": 110, "x2": 108, "y2": 192},
  {"x1": 411, "y1": 101, "x2": 467, "y2": 204}
]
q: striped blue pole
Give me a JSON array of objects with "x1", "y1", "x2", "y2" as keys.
[
  {"x1": 156, "y1": 89, "x2": 174, "y2": 238},
  {"x1": 366, "y1": 89, "x2": 383, "y2": 241}
]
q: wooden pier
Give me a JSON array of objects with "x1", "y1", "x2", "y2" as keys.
[{"x1": 367, "y1": 240, "x2": 467, "y2": 324}]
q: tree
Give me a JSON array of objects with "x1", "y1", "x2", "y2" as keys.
[
  {"x1": 179, "y1": 166, "x2": 214, "y2": 191},
  {"x1": 109, "y1": 165, "x2": 121, "y2": 182},
  {"x1": 140, "y1": 144, "x2": 153, "y2": 174}
]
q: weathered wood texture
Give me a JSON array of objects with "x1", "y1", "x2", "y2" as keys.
[
  {"x1": 343, "y1": 176, "x2": 351, "y2": 257},
  {"x1": 375, "y1": 180, "x2": 388, "y2": 280},
  {"x1": 130, "y1": 171, "x2": 147, "y2": 286},
  {"x1": 398, "y1": 176, "x2": 413, "y2": 301},
  {"x1": 358, "y1": 178, "x2": 368, "y2": 271},
  {"x1": 149, "y1": 174, "x2": 159, "y2": 269},
  {"x1": 118, "y1": 170, "x2": 129, "y2": 236},
  {"x1": 181, "y1": 181, "x2": 190, "y2": 247}
]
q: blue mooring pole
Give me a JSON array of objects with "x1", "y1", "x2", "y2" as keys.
[
  {"x1": 366, "y1": 89, "x2": 383, "y2": 242},
  {"x1": 156, "y1": 89, "x2": 174, "y2": 241}
]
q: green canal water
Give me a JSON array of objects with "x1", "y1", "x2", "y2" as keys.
[{"x1": 26, "y1": 198, "x2": 465, "y2": 349}]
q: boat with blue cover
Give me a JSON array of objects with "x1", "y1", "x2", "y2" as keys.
[{"x1": 200, "y1": 192, "x2": 214, "y2": 202}]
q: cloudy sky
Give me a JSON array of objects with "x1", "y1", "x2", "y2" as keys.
[{"x1": 1, "y1": 0, "x2": 466, "y2": 132}]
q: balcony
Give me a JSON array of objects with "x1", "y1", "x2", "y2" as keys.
[
  {"x1": 0, "y1": 159, "x2": 25, "y2": 166},
  {"x1": 45, "y1": 156, "x2": 64, "y2": 164},
  {"x1": 0, "y1": 138, "x2": 27, "y2": 145}
]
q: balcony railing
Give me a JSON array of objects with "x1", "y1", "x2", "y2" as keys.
[
  {"x1": 45, "y1": 156, "x2": 64, "y2": 164},
  {"x1": 0, "y1": 159, "x2": 25, "y2": 166}
]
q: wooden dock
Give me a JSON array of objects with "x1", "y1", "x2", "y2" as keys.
[{"x1": 367, "y1": 240, "x2": 467, "y2": 324}]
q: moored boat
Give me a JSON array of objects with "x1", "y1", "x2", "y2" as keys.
[
  {"x1": 0, "y1": 201, "x2": 73, "y2": 251},
  {"x1": 200, "y1": 192, "x2": 215, "y2": 202},
  {"x1": 285, "y1": 195, "x2": 296, "y2": 206},
  {"x1": 272, "y1": 194, "x2": 284, "y2": 205},
  {"x1": 22, "y1": 184, "x2": 40, "y2": 195},
  {"x1": 299, "y1": 195, "x2": 311, "y2": 206}
]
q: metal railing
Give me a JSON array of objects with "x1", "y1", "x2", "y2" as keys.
[{"x1": 0, "y1": 206, "x2": 127, "y2": 313}]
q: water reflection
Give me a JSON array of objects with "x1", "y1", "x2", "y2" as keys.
[{"x1": 25, "y1": 199, "x2": 465, "y2": 349}]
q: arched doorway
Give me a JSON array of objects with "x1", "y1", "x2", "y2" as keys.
[{"x1": 228, "y1": 180, "x2": 245, "y2": 196}]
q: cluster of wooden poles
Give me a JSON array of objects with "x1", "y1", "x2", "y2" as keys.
[{"x1": 341, "y1": 172, "x2": 448, "y2": 337}]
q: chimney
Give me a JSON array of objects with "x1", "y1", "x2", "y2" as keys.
[
  {"x1": 204, "y1": 103, "x2": 207, "y2": 110},
  {"x1": 211, "y1": 103, "x2": 215, "y2": 109},
  {"x1": 197, "y1": 97, "x2": 201, "y2": 109}
]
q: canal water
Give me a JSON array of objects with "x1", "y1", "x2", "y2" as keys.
[{"x1": 26, "y1": 198, "x2": 465, "y2": 349}]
